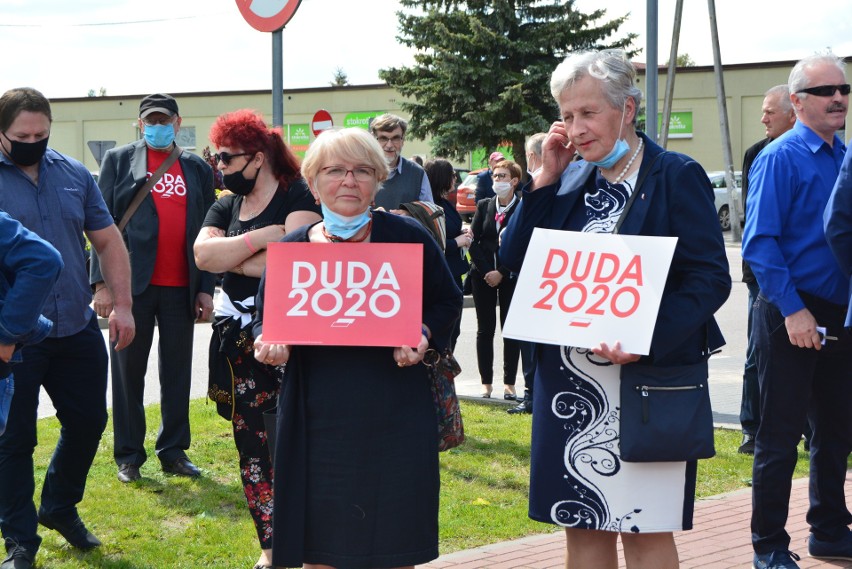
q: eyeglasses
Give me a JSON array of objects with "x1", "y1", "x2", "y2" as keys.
[
  {"x1": 320, "y1": 166, "x2": 376, "y2": 182},
  {"x1": 142, "y1": 116, "x2": 177, "y2": 127},
  {"x1": 376, "y1": 135, "x2": 404, "y2": 145},
  {"x1": 214, "y1": 151, "x2": 252, "y2": 166},
  {"x1": 795, "y1": 84, "x2": 851, "y2": 97},
  {"x1": 492, "y1": 173, "x2": 509, "y2": 180}
]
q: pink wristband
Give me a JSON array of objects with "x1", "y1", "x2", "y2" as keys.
[{"x1": 243, "y1": 232, "x2": 258, "y2": 254}]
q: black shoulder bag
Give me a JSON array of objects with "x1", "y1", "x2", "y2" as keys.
[{"x1": 612, "y1": 151, "x2": 715, "y2": 462}]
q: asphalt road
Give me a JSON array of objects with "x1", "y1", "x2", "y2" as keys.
[{"x1": 37, "y1": 232, "x2": 748, "y2": 429}]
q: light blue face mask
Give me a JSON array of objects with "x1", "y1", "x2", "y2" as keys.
[
  {"x1": 321, "y1": 203, "x2": 371, "y2": 240},
  {"x1": 143, "y1": 124, "x2": 176, "y2": 149},
  {"x1": 587, "y1": 103, "x2": 629, "y2": 170}
]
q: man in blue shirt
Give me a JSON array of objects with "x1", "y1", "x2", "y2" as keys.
[
  {"x1": 0, "y1": 211, "x2": 63, "y2": 438},
  {"x1": 743, "y1": 54, "x2": 852, "y2": 569},
  {"x1": 0, "y1": 87, "x2": 135, "y2": 569}
]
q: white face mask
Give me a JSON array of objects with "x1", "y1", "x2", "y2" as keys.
[{"x1": 493, "y1": 181, "x2": 513, "y2": 199}]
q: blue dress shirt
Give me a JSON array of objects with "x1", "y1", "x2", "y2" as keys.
[
  {"x1": 742, "y1": 121, "x2": 847, "y2": 316},
  {"x1": 0, "y1": 148, "x2": 114, "y2": 337}
]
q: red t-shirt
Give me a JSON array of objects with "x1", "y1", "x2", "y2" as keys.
[{"x1": 147, "y1": 148, "x2": 189, "y2": 287}]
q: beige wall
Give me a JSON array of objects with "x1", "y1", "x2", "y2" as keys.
[{"x1": 46, "y1": 58, "x2": 851, "y2": 175}]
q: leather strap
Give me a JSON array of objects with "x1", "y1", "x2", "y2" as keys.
[
  {"x1": 612, "y1": 150, "x2": 668, "y2": 235},
  {"x1": 117, "y1": 144, "x2": 182, "y2": 233}
]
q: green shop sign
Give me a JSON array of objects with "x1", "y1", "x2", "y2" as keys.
[
  {"x1": 343, "y1": 111, "x2": 385, "y2": 130},
  {"x1": 657, "y1": 111, "x2": 693, "y2": 139},
  {"x1": 287, "y1": 124, "x2": 310, "y2": 158}
]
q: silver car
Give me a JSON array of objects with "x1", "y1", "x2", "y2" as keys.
[{"x1": 707, "y1": 170, "x2": 743, "y2": 231}]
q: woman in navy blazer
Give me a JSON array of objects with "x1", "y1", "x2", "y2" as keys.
[
  {"x1": 469, "y1": 160, "x2": 523, "y2": 399},
  {"x1": 500, "y1": 50, "x2": 731, "y2": 568}
]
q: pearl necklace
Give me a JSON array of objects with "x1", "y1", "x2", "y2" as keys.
[{"x1": 610, "y1": 138, "x2": 643, "y2": 184}]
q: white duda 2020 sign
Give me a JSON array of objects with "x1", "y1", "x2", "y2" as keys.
[{"x1": 503, "y1": 228, "x2": 677, "y2": 355}]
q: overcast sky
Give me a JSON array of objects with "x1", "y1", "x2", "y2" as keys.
[{"x1": 2, "y1": 0, "x2": 851, "y2": 100}]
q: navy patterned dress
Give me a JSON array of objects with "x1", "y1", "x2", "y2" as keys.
[{"x1": 528, "y1": 171, "x2": 696, "y2": 533}]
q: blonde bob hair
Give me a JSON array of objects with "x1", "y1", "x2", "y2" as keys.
[{"x1": 301, "y1": 127, "x2": 390, "y2": 187}]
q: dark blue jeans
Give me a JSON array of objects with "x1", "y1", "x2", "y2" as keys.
[
  {"x1": 740, "y1": 281, "x2": 761, "y2": 435},
  {"x1": 751, "y1": 293, "x2": 852, "y2": 553},
  {"x1": 0, "y1": 313, "x2": 108, "y2": 553}
]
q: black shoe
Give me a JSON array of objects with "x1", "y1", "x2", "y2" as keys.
[
  {"x1": 738, "y1": 433, "x2": 755, "y2": 455},
  {"x1": 1, "y1": 538, "x2": 34, "y2": 569},
  {"x1": 507, "y1": 399, "x2": 532, "y2": 414},
  {"x1": 37, "y1": 512, "x2": 101, "y2": 550},
  {"x1": 162, "y1": 457, "x2": 201, "y2": 478},
  {"x1": 117, "y1": 463, "x2": 141, "y2": 483}
]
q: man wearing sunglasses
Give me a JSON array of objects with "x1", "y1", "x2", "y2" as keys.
[
  {"x1": 743, "y1": 54, "x2": 852, "y2": 569},
  {"x1": 91, "y1": 93, "x2": 215, "y2": 484},
  {"x1": 369, "y1": 114, "x2": 432, "y2": 211}
]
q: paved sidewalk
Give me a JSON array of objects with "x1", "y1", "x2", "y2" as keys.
[{"x1": 423, "y1": 475, "x2": 852, "y2": 569}]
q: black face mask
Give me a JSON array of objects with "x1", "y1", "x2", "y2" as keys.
[
  {"x1": 223, "y1": 158, "x2": 260, "y2": 196},
  {"x1": 1, "y1": 132, "x2": 49, "y2": 167}
]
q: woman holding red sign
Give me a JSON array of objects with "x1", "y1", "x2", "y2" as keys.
[
  {"x1": 252, "y1": 127, "x2": 462, "y2": 569},
  {"x1": 500, "y1": 50, "x2": 731, "y2": 568},
  {"x1": 193, "y1": 109, "x2": 321, "y2": 569}
]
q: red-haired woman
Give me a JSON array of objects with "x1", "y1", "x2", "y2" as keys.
[{"x1": 194, "y1": 109, "x2": 321, "y2": 569}]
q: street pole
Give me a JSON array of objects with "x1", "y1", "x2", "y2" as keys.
[
  {"x1": 708, "y1": 0, "x2": 742, "y2": 241},
  {"x1": 645, "y1": 0, "x2": 658, "y2": 142},
  {"x1": 272, "y1": 30, "x2": 283, "y2": 128}
]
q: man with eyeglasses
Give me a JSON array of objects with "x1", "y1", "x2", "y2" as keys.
[
  {"x1": 91, "y1": 93, "x2": 215, "y2": 485},
  {"x1": 743, "y1": 54, "x2": 852, "y2": 569},
  {"x1": 369, "y1": 114, "x2": 431, "y2": 211},
  {"x1": 0, "y1": 87, "x2": 134, "y2": 568}
]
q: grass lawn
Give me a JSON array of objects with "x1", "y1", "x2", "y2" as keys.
[{"x1": 29, "y1": 399, "x2": 811, "y2": 568}]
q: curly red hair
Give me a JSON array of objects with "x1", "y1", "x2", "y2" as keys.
[{"x1": 209, "y1": 108, "x2": 301, "y2": 188}]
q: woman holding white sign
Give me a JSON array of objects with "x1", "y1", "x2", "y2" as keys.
[
  {"x1": 194, "y1": 109, "x2": 322, "y2": 569},
  {"x1": 252, "y1": 127, "x2": 463, "y2": 569},
  {"x1": 500, "y1": 50, "x2": 731, "y2": 569}
]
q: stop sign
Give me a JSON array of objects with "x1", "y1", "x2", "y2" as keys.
[
  {"x1": 236, "y1": 0, "x2": 303, "y2": 33},
  {"x1": 311, "y1": 110, "x2": 334, "y2": 137}
]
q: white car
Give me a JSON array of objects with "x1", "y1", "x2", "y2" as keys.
[{"x1": 707, "y1": 170, "x2": 743, "y2": 231}]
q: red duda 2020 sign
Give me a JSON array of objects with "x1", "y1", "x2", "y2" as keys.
[
  {"x1": 236, "y1": 0, "x2": 303, "y2": 33},
  {"x1": 262, "y1": 242, "x2": 424, "y2": 347}
]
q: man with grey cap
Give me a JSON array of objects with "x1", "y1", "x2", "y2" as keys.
[{"x1": 91, "y1": 93, "x2": 215, "y2": 483}]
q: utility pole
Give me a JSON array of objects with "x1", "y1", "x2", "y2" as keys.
[
  {"x1": 708, "y1": 0, "x2": 742, "y2": 241},
  {"x1": 660, "y1": 0, "x2": 683, "y2": 148}
]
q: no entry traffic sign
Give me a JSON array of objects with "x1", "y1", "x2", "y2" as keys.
[
  {"x1": 311, "y1": 109, "x2": 334, "y2": 137},
  {"x1": 236, "y1": 0, "x2": 303, "y2": 33}
]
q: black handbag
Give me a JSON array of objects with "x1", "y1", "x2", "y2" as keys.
[{"x1": 619, "y1": 359, "x2": 715, "y2": 462}]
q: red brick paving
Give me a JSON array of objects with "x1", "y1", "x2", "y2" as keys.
[{"x1": 423, "y1": 475, "x2": 852, "y2": 568}]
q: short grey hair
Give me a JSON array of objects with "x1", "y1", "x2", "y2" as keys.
[
  {"x1": 550, "y1": 49, "x2": 643, "y2": 122},
  {"x1": 788, "y1": 53, "x2": 846, "y2": 100},
  {"x1": 525, "y1": 133, "x2": 547, "y2": 158},
  {"x1": 301, "y1": 127, "x2": 389, "y2": 187},
  {"x1": 369, "y1": 113, "x2": 408, "y2": 135},
  {"x1": 764, "y1": 84, "x2": 793, "y2": 115}
]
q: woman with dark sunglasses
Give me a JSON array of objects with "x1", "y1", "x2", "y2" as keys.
[{"x1": 193, "y1": 109, "x2": 321, "y2": 569}]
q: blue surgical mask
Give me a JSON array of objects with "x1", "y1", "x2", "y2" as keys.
[
  {"x1": 143, "y1": 124, "x2": 176, "y2": 149},
  {"x1": 587, "y1": 103, "x2": 629, "y2": 170},
  {"x1": 321, "y1": 203, "x2": 372, "y2": 240}
]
